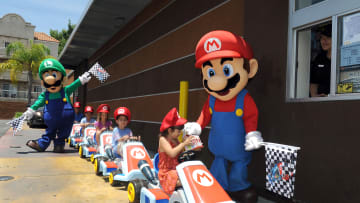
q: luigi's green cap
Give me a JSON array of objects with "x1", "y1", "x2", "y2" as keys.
[{"x1": 38, "y1": 58, "x2": 66, "y2": 80}]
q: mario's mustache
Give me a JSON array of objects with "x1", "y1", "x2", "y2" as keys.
[{"x1": 203, "y1": 73, "x2": 240, "y2": 93}]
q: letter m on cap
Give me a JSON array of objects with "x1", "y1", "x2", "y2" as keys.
[{"x1": 204, "y1": 38, "x2": 221, "y2": 53}]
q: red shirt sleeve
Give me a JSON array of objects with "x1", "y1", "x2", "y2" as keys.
[
  {"x1": 196, "y1": 95, "x2": 211, "y2": 129},
  {"x1": 243, "y1": 93, "x2": 258, "y2": 133}
]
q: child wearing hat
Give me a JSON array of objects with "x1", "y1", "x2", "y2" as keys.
[
  {"x1": 95, "y1": 104, "x2": 113, "y2": 146},
  {"x1": 74, "y1": 102, "x2": 84, "y2": 123},
  {"x1": 80, "y1": 105, "x2": 96, "y2": 134},
  {"x1": 112, "y1": 107, "x2": 139, "y2": 157},
  {"x1": 158, "y1": 108, "x2": 195, "y2": 195},
  {"x1": 23, "y1": 58, "x2": 91, "y2": 153}
]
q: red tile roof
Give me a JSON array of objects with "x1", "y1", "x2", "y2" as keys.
[{"x1": 34, "y1": 32, "x2": 59, "y2": 43}]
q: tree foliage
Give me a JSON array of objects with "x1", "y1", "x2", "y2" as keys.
[
  {"x1": 50, "y1": 19, "x2": 76, "y2": 55},
  {"x1": 0, "y1": 41, "x2": 51, "y2": 105}
]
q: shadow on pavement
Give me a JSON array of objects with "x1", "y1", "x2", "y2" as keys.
[{"x1": 16, "y1": 149, "x2": 79, "y2": 154}]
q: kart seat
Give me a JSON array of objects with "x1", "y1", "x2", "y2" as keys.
[{"x1": 153, "y1": 153, "x2": 159, "y2": 175}]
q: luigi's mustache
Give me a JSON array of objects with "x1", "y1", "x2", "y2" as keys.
[{"x1": 43, "y1": 79, "x2": 62, "y2": 88}]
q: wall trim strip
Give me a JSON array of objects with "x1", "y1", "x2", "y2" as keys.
[{"x1": 89, "y1": 87, "x2": 204, "y2": 103}]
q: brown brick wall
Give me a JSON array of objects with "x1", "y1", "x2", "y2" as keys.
[{"x1": 0, "y1": 101, "x2": 27, "y2": 119}]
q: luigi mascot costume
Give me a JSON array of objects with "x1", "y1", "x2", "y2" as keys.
[
  {"x1": 184, "y1": 30, "x2": 264, "y2": 203},
  {"x1": 23, "y1": 58, "x2": 92, "y2": 153}
]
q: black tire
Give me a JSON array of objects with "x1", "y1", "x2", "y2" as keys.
[
  {"x1": 79, "y1": 146, "x2": 85, "y2": 158},
  {"x1": 94, "y1": 158, "x2": 102, "y2": 176},
  {"x1": 128, "y1": 179, "x2": 146, "y2": 203},
  {"x1": 109, "y1": 170, "x2": 122, "y2": 186}
]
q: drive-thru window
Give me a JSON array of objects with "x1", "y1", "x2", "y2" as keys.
[{"x1": 287, "y1": 0, "x2": 360, "y2": 101}]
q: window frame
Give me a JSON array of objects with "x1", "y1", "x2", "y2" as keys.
[{"x1": 286, "y1": 0, "x2": 360, "y2": 102}]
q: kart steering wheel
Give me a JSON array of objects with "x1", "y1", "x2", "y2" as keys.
[
  {"x1": 126, "y1": 136, "x2": 139, "y2": 143},
  {"x1": 178, "y1": 150, "x2": 196, "y2": 163}
]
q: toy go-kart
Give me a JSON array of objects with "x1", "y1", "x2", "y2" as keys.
[
  {"x1": 93, "y1": 130, "x2": 119, "y2": 176},
  {"x1": 79, "y1": 126, "x2": 97, "y2": 159},
  {"x1": 129, "y1": 150, "x2": 234, "y2": 203},
  {"x1": 108, "y1": 137, "x2": 156, "y2": 188},
  {"x1": 68, "y1": 123, "x2": 82, "y2": 148}
]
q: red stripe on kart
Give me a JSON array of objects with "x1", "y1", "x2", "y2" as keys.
[
  {"x1": 148, "y1": 188, "x2": 169, "y2": 200},
  {"x1": 74, "y1": 138, "x2": 82, "y2": 142},
  {"x1": 88, "y1": 147, "x2": 96, "y2": 152},
  {"x1": 104, "y1": 161, "x2": 117, "y2": 168}
]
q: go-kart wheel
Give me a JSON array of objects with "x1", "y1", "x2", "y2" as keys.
[
  {"x1": 178, "y1": 150, "x2": 196, "y2": 163},
  {"x1": 79, "y1": 146, "x2": 84, "y2": 158},
  {"x1": 90, "y1": 154, "x2": 95, "y2": 163},
  {"x1": 127, "y1": 179, "x2": 146, "y2": 203},
  {"x1": 109, "y1": 170, "x2": 121, "y2": 186},
  {"x1": 94, "y1": 158, "x2": 102, "y2": 176}
]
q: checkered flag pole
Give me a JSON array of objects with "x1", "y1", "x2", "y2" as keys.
[
  {"x1": 262, "y1": 142, "x2": 300, "y2": 199},
  {"x1": 7, "y1": 115, "x2": 26, "y2": 136},
  {"x1": 88, "y1": 62, "x2": 110, "y2": 83}
]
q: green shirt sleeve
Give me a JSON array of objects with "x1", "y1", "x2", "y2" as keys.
[
  {"x1": 30, "y1": 92, "x2": 46, "y2": 110},
  {"x1": 65, "y1": 78, "x2": 82, "y2": 95}
]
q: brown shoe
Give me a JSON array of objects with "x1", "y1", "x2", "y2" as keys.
[
  {"x1": 228, "y1": 187, "x2": 258, "y2": 203},
  {"x1": 26, "y1": 140, "x2": 44, "y2": 152},
  {"x1": 53, "y1": 145, "x2": 65, "y2": 153}
]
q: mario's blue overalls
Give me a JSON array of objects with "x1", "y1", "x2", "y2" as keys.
[
  {"x1": 37, "y1": 89, "x2": 75, "y2": 149},
  {"x1": 208, "y1": 89, "x2": 251, "y2": 192}
]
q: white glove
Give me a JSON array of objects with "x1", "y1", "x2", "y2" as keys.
[
  {"x1": 79, "y1": 72, "x2": 92, "y2": 85},
  {"x1": 244, "y1": 131, "x2": 263, "y2": 151},
  {"x1": 23, "y1": 108, "x2": 35, "y2": 121},
  {"x1": 184, "y1": 122, "x2": 202, "y2": 136}
]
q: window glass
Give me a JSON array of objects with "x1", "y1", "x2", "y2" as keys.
[
  {"x1": 336, "y1": 11, "x2": 360, "y2": 94},
  {"x1": 295, "y1": 22, "x2": 332, "y2": 98},
  {"x1": 295, "y1": 0, "x2": 325, "y2": 11}
]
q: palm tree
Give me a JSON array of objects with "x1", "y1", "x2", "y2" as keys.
[{"x1": 0, "y1": 41, "x2": 51, "y2": 105}]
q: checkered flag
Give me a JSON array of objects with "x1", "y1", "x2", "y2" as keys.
[
  {"x1": 88, "y1": 62, "x2": 110, "y2": 83},
  {"x1": 7, "y1": 115, "x2": 26, "y2": 136},
  {"x1": 264, "y1": 142, "x2": 300, "y2": 199}
]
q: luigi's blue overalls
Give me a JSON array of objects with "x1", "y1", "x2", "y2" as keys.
[
  {"x1": 30, "y1": 79, "x2": 82, "y2": 150},
  {"x1": 37, "y1": 89, "x2": 74, "y2": 149},
  {"x1": 208, "y1": 89, "x2": 252, "y2": 192}
]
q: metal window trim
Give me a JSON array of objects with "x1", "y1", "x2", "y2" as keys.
[{"x1": 286, "y1": 0, "x2": 360, "y2": 102}]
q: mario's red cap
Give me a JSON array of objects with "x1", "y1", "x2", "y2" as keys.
[
  {"x1": 195, "y1": 30, "x2": 253, "y2": 68},
  {"x1": 97, "y1": 104, "x2": 110, "y2": 113},
  {"x1": 84, "y1": 106, "x2": 94, "y2": 113},
  {"x1": 74, "y1": 102, "x2": 81, "y2": 108},
  {"x1": 160, "y1": 108, "x2": 187, "y2": 132},
  {"x1": 114, "y1": 107, "x2": 131, "y2": 122}
]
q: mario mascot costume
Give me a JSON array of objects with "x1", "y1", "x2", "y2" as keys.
[
  {"x1": 23, "y1": 58, "x2": 92, "y2": 153},
  {"x1": 184, "y1": 30, "x2": 263, "y2": 202}
]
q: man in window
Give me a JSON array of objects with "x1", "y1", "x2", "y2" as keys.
[{"x1": 310, "y1": 24, "x2": 332, "y2": 97}]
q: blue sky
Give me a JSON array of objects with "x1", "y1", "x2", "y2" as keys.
[{"x1": 0, "y1": 0, "x2": 90, "y2": 34}]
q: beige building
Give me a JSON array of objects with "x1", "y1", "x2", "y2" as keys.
[
  {"x1": 0, "y1": 13, "x2": 59, "y2": 118},
  {"x1": 0, "y1": 13, "x2": 59, "y2": 103}
]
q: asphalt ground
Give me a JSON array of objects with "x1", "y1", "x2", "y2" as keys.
[{"x1": 0, "y1": 119, "x2": 10, "y2": 138}]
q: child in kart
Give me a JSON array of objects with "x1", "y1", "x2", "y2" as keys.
[
  {"x1": 158, "y1": 108, "x2": 195, "y2": 195},
  {"x1": 80, "y1": 105, "x2": 96, "y2": 134},
  {"x1": 73, "y1": 102, "x2": 84, "y2": 123},
  {"x1": 112, "y1": 107, "x2": 140, "y2": 157},
  {"x1": 95, "y1": 104, "x2": 113, "y2": 147}
]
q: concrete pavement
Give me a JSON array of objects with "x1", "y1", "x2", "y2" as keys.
[{"x1": 0, "y1": 122, "x2": 129, "y2": 202}]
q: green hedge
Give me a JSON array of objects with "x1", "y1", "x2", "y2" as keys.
[{"x1": 14, "y1": 112, "x2": 23, "y2": 118}]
